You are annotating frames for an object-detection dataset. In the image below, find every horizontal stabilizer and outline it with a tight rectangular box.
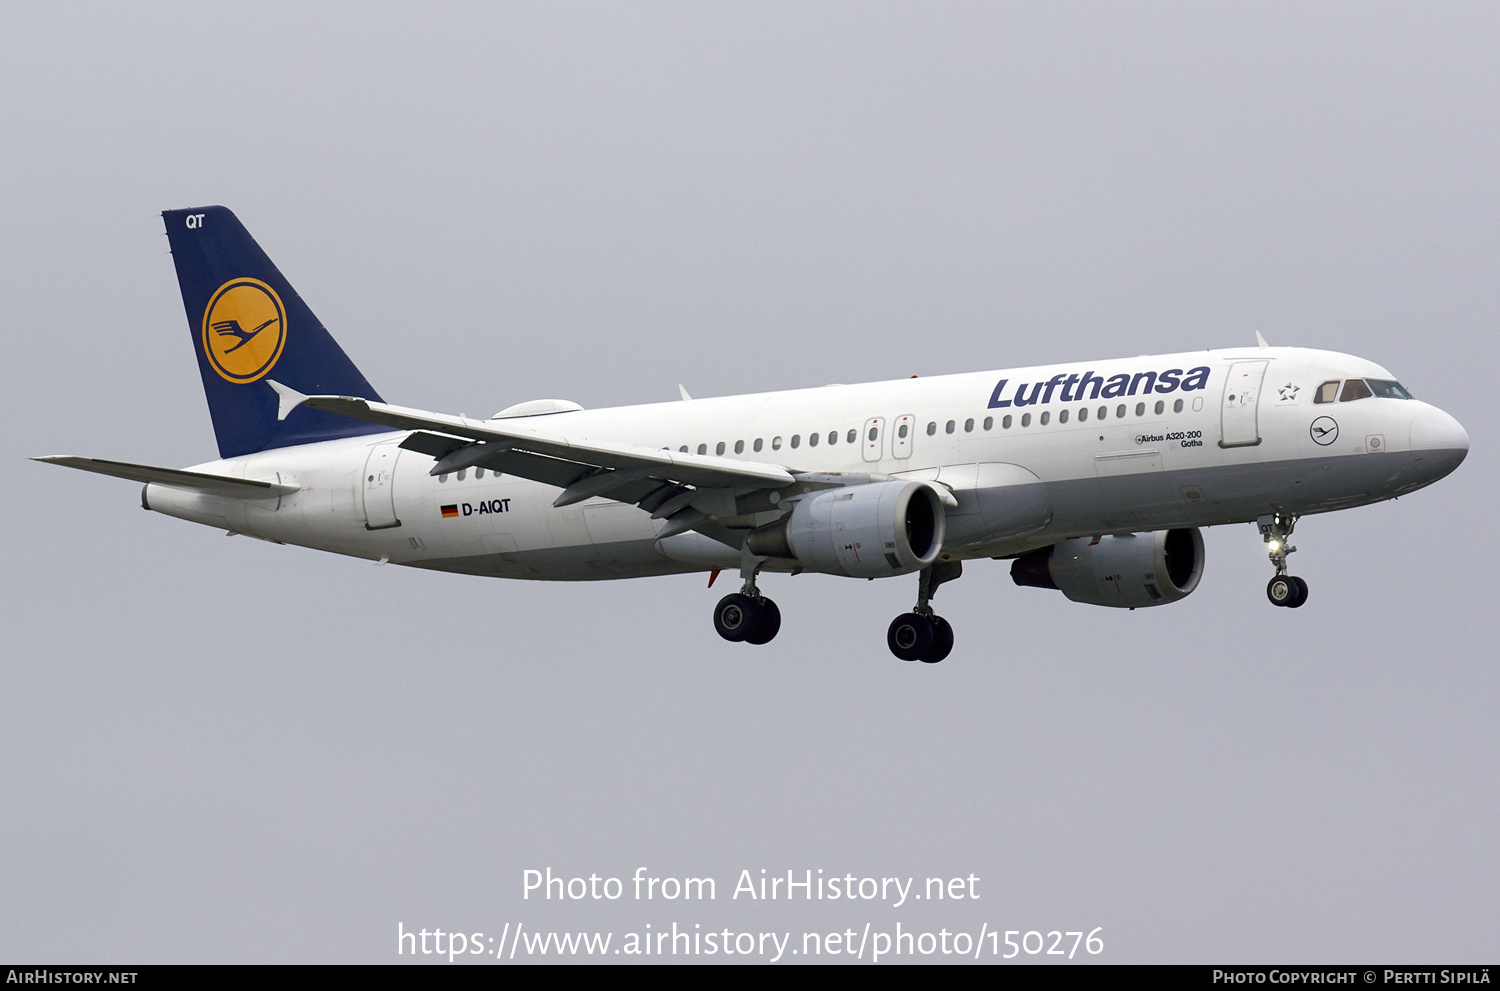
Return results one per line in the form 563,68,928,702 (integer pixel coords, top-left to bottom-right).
33,456,299,498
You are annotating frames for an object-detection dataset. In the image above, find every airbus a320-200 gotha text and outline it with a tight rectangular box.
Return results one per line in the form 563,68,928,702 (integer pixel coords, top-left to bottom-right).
38,207,1469,662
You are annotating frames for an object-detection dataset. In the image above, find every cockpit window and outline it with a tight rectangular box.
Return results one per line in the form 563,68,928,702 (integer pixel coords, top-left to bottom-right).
1366,379,1413,399
1315,381,1340,404
1339,379,1373,402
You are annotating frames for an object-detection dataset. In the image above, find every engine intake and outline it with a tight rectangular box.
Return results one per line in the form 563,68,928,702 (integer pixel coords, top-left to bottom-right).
747,480,945,578
1011,528,1204,608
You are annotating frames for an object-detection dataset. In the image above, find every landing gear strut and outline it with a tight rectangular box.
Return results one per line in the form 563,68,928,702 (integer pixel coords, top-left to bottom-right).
888,561,961,663
713,547,781,644
1258,513,1308,608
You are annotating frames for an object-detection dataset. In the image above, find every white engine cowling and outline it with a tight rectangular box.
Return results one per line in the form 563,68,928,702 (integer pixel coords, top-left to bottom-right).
748,480,946,578
1010,528,1204,608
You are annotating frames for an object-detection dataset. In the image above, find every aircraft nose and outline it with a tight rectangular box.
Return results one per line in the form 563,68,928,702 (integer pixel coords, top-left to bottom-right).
1409,407,1469,479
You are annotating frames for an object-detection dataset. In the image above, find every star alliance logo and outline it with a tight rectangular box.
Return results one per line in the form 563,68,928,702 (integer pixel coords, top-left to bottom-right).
1278,383,1300,402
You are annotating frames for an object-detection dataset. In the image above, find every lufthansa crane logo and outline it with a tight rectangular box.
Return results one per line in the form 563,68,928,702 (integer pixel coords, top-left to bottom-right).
201,278,286,383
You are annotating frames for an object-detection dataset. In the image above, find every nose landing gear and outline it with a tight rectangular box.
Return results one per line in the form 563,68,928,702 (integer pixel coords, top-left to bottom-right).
887,561,961,662
1258,513,1308,608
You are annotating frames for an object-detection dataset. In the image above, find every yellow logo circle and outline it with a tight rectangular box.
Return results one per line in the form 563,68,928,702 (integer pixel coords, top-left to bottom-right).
201,278,287,383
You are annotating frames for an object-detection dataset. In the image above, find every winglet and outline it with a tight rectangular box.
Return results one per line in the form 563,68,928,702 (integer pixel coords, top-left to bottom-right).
1255,330,1269,349
266,379,309,421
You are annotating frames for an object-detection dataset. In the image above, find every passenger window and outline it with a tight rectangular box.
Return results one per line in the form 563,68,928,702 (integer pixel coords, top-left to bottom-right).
1058,409,1069,424
898,423,908,438
1340,379,1373,402
1135,403,1146,417
1002,415,1012,429
847,429,857,444
926,422,937,436
716,442,726,455
1115,405,1126,418
828,431,838,445
1040,411,1050,425
1173,399,1183,413
1021,413,1031,427
1315,380,1340,404
697,444,707,455
475,467,484,479
457,469,467,481
679,445,688,453
867,427,877,442
772,436,783,450
734,440,744,454
753,439,763,452
946,420,956,434
983,416,993,430
438,473,449,483
1154,400,1164,415
1078,407,1088,422
809,432,819,447
964,418,974,432
791,434,800,448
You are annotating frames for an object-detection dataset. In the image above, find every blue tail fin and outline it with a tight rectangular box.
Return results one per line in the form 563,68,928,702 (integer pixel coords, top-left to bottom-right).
163,206,387,459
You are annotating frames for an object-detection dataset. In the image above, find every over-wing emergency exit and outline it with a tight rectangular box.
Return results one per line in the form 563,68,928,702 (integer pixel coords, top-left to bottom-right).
36,207,1469,662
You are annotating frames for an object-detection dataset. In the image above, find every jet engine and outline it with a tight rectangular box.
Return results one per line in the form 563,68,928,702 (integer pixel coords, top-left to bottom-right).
746,480,946,578
1010,528,1204,608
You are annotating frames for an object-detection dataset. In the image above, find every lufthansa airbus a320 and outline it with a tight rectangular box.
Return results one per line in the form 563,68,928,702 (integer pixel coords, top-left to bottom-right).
37,207,1469,662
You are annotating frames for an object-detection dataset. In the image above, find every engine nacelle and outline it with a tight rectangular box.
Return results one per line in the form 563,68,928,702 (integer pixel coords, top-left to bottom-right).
1010,528,1205,608
747,480,946,578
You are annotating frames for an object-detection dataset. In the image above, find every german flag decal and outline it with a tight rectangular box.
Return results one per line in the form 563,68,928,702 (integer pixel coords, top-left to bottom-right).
440,504,459,519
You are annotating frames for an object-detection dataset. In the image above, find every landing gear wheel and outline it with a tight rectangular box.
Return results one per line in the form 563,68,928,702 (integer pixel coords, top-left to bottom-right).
744,598,781,644
1287,576,1309,609
888,612,934,661
1266,576,1296,607
922,616,954,664
714,593,759,642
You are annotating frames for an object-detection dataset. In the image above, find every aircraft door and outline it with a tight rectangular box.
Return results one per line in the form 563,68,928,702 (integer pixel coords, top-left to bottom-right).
1220,360,1267,448
862,417,885,463
361,442,403,530
892,414,915,459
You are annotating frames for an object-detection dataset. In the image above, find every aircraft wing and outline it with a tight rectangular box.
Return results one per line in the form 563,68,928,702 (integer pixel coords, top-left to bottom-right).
33,456,299,497
272,384,807,543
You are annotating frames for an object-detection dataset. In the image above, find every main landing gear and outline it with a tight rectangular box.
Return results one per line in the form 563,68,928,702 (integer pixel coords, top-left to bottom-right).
713,591,781,644
713,548,781,645
1258,513,1308,609
888,561,962,663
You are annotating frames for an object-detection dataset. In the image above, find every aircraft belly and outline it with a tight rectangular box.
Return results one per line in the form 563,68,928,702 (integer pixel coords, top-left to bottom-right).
933,463,1052,553
1039,450,1430,538
413,539,690,581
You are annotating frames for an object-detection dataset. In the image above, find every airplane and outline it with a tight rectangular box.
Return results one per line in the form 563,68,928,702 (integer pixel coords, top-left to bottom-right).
36,206,1469,663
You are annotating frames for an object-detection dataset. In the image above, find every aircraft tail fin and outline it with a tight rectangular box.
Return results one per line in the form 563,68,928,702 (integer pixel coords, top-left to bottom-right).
162,206,388,459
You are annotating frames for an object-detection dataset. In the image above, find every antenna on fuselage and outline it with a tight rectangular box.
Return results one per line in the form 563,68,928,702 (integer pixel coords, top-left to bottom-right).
1255,330,1270,349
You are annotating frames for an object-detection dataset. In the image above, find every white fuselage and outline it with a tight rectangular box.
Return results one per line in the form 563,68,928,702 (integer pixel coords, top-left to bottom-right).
143,346,1469,581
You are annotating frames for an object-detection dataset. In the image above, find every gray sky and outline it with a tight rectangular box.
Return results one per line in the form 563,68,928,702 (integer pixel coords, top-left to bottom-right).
3,2,1496,963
